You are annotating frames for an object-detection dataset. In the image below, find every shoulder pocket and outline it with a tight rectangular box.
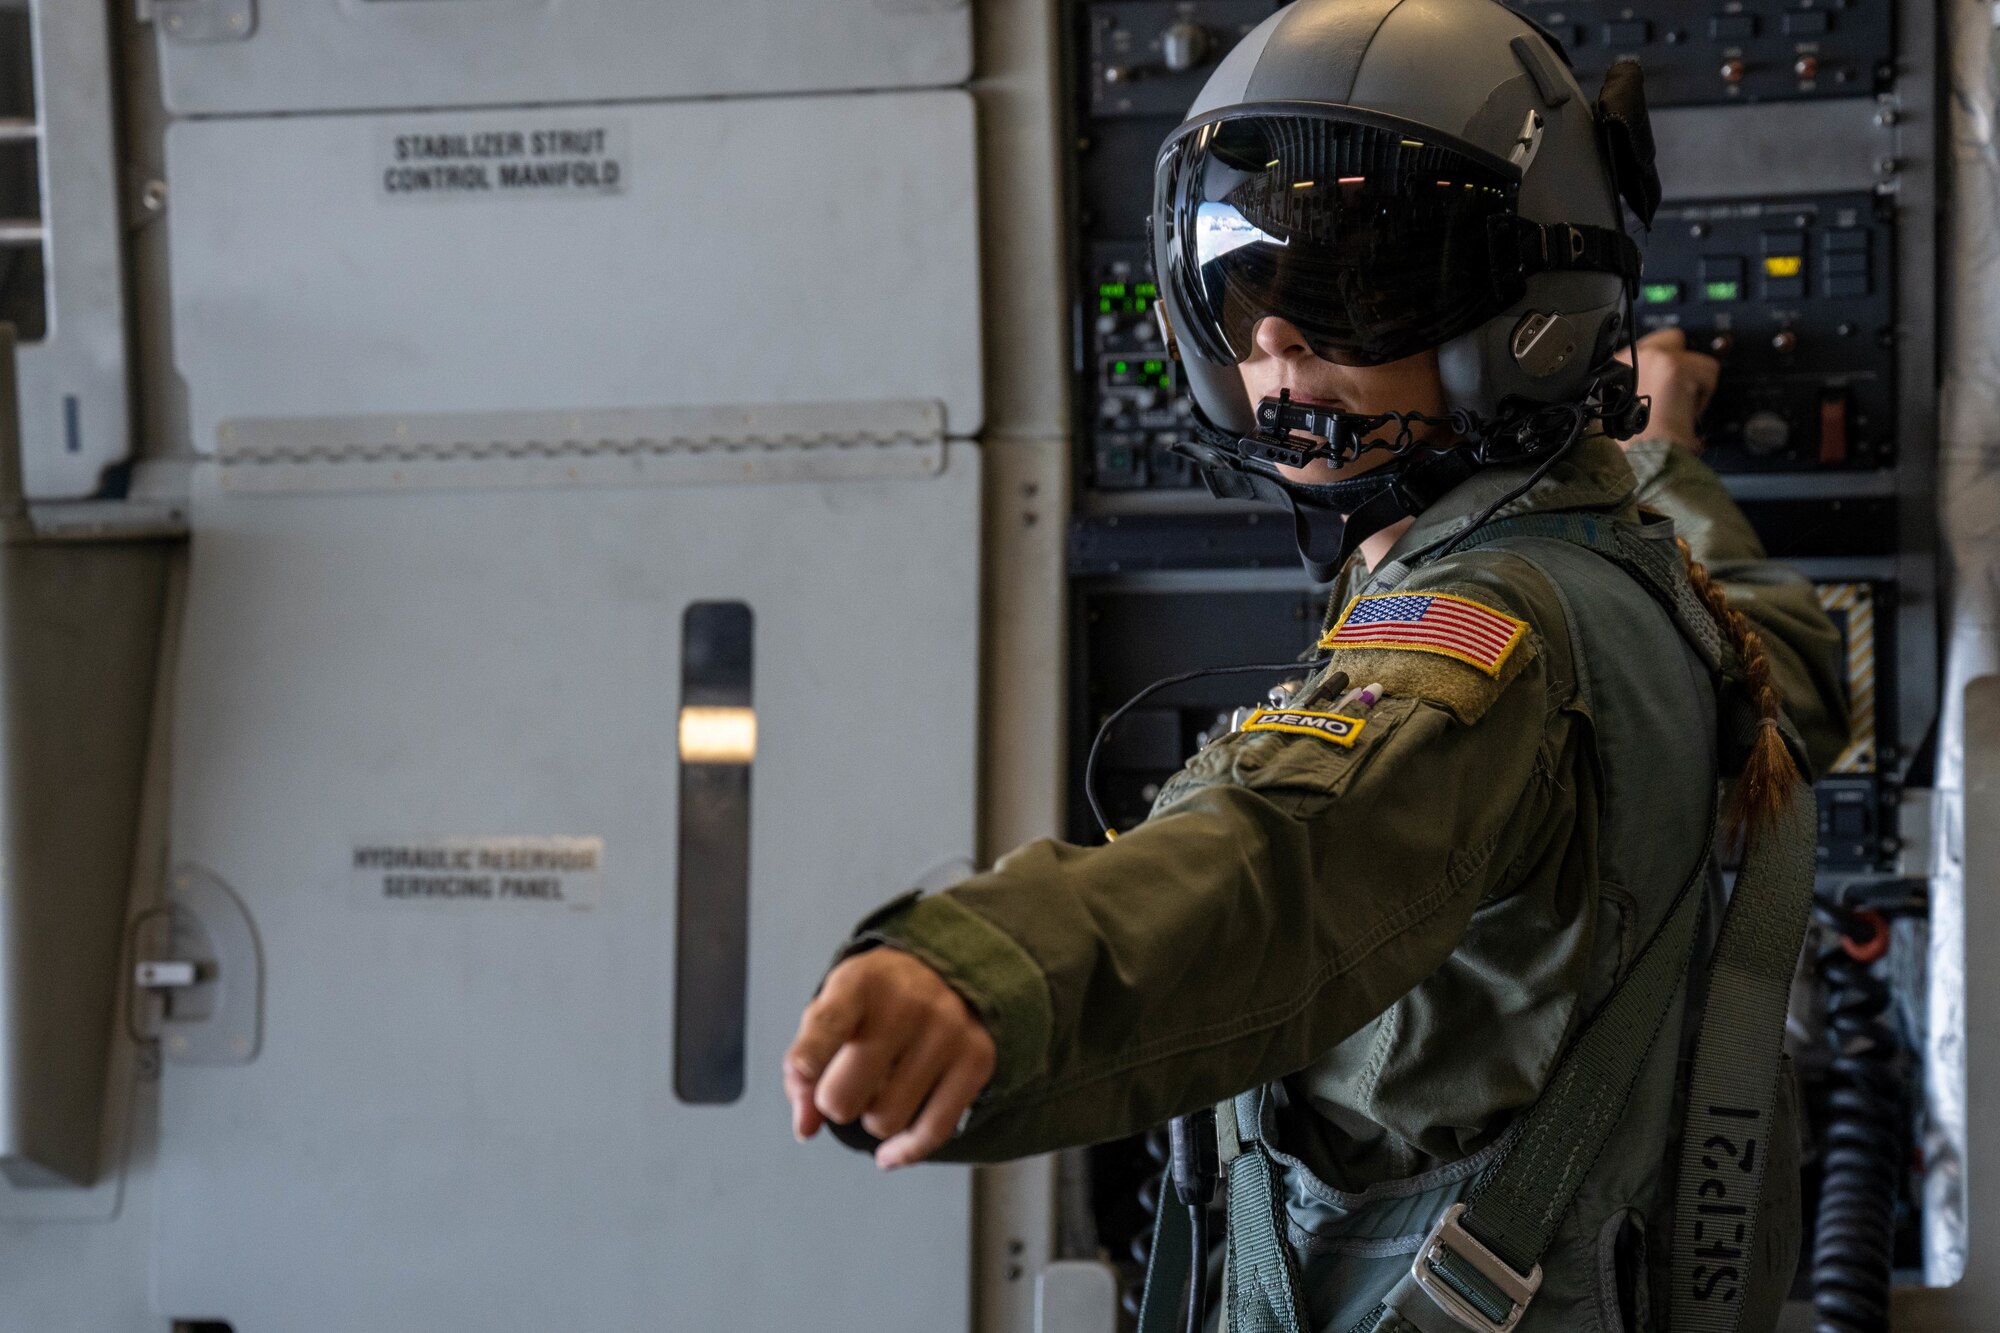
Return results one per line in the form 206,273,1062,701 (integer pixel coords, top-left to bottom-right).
1152,695,1424,817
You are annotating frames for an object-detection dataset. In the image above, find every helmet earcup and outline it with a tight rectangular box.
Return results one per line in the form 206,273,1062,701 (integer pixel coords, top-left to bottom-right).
1437,273,1626,418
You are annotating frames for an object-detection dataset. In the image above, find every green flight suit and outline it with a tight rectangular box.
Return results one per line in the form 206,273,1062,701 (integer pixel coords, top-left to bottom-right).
837,434,1847,1331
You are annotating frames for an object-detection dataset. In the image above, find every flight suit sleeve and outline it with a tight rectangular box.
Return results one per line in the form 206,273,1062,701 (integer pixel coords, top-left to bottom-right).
844,567,1570,1164
1624,438,1851,776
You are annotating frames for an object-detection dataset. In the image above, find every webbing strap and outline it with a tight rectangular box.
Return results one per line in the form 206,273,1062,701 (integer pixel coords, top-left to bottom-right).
1138,510,1816,1333
1460,512,1823,1331
1453,511,1725,673
1669,784,1818,1332
1225,1126,1311,1333
1349,803,1717,1333
1138,1092,1256,1333
1451,799,1718,1277
1138,1170,1194,1333
1353,512,1813,1332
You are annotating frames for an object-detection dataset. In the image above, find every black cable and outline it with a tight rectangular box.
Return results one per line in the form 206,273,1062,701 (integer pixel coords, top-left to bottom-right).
1809,902,1907,1333
1168,1109,1219,1333
1408,403,1589,566
1186,1203,1210,1333
1083,659,1328,839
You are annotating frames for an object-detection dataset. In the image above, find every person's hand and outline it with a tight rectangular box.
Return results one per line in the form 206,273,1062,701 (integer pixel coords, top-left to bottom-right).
1618,327,1720,454
784,946,997,1169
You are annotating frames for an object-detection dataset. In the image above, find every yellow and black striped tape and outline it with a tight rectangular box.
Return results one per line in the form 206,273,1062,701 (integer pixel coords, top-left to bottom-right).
1816,583,1876,774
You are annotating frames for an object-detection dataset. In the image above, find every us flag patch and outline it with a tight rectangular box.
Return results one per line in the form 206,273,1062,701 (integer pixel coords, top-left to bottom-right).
1319,592,1528,677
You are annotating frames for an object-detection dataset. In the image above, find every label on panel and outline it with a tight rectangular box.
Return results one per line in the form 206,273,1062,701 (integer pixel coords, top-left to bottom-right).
351,836,604,909
380,124,629,201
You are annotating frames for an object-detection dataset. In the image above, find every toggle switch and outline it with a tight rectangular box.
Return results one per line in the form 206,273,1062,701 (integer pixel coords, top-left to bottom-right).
1820,390,1850,465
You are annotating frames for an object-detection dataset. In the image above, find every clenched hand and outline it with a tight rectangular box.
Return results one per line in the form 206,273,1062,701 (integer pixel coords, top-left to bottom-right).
784,947,997,1169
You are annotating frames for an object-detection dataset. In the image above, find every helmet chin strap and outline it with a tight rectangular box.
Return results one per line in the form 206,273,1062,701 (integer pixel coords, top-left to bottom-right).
1179,388,1598,581
1181,401,1477,581
1316,450,1481,575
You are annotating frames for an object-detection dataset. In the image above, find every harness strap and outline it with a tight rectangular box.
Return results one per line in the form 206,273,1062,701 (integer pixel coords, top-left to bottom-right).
1668,785,1818,1332
1461,514,1822,1329
1452,511,1724,674
1358,791,1718,1333
1118,1080,1297,1323
1138,1169,1196,1333
1137,509,1818,1333
1224,1092,1312,1333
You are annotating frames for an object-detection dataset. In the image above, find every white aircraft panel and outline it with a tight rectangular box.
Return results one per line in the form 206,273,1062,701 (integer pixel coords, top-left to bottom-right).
156,445,981,1330
165,90,984,451
157,0,971,116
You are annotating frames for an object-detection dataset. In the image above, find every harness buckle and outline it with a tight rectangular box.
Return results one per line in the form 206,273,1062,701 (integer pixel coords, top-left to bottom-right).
1411,1204,1543,1333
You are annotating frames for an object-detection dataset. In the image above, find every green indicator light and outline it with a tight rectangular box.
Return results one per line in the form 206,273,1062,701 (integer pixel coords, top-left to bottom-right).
1136,282,1159,298
1104,282,1127,297
1142,360,1165,373
1641,282,1681,305
1113,361,1128,374
1099,298,1112,313
1137,298,1150,312
1704,280,1742,302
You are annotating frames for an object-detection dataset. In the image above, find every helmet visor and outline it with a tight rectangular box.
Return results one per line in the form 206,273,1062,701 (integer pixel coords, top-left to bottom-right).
1157,111,1525,368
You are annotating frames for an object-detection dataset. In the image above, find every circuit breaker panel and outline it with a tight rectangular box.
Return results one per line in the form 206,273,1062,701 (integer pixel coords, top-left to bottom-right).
1063,0,1940,1321
1508,0,1894,105
1636,193,1894,473
1068,0,1933,872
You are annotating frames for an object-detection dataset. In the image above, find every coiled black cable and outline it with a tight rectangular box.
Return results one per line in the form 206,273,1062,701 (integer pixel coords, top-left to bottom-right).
1810,905,1904,1333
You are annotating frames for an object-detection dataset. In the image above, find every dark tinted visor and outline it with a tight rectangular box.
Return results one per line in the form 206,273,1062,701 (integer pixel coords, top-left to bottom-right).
1157,112,1524,368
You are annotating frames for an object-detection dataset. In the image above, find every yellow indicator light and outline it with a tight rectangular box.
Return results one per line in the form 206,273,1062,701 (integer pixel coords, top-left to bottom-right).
1764,255,1803,278
1293,180,1315,189
679,706,757,764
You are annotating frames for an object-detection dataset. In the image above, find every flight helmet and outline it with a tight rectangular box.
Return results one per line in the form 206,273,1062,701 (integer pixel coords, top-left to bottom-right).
1151,0,1662,575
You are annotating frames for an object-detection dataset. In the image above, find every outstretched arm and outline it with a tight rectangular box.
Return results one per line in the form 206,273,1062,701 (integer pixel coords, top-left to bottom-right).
786,563,1573,1167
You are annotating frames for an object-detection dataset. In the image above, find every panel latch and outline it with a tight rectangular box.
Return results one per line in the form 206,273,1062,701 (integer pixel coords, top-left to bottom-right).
153,0,255,44
129,866,263,1066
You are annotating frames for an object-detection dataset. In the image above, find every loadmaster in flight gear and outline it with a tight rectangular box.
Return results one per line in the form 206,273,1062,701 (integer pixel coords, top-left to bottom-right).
784,2,1850,1330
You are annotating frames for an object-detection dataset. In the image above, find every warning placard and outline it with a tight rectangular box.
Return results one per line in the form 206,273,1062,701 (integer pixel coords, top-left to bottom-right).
351,836,604,910
380,124,628,200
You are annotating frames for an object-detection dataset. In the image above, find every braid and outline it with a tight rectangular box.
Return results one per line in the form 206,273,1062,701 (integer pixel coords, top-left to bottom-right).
1677,538,1801,831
